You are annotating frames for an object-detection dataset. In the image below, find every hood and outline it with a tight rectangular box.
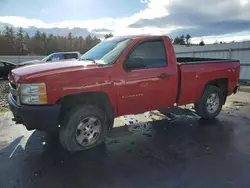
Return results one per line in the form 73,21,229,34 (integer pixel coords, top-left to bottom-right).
11,60,99,82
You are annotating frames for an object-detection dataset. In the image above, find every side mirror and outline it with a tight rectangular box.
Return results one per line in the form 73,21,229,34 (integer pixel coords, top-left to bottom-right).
124,57,146,71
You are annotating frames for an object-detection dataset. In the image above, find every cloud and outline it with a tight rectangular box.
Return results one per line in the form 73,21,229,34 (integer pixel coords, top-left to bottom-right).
140,0,149,4
168,20,250,38
129,0,250,37
0,22,102,38
0,0,250,42
192,31,250,44
92,28,114,33
0,0,173,35
0,16,52,28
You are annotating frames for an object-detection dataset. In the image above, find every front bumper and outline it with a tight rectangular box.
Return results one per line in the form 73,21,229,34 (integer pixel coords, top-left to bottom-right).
8,94,61,132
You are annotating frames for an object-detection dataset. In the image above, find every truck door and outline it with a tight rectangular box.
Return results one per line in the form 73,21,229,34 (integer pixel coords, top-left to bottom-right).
116,38,178,116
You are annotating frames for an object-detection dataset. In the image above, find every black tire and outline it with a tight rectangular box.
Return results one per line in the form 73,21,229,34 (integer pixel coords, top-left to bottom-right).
59,105,108,152
194,85,223,119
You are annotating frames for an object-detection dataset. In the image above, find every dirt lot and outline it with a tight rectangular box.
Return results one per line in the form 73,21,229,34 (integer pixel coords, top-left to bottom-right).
0,81,250,188
0,80,9,112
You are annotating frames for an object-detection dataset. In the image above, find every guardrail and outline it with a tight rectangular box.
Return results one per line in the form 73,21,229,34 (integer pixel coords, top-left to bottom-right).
0,56,45,64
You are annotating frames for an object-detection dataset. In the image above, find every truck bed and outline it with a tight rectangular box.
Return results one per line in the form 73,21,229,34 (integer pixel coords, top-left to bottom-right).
176,57,240,106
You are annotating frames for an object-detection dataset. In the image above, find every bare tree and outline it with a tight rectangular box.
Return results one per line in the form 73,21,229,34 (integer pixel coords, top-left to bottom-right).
16,28,26,55
185,34,191,45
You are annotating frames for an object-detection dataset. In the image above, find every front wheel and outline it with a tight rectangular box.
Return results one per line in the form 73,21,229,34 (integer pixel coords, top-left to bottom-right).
194,85,223,119
59,105,108,152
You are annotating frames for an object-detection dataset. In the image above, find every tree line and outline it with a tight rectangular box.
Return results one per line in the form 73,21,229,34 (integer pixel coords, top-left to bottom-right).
0,26,105,56
172,34,206,46
1,25,232,56
172,34,192,45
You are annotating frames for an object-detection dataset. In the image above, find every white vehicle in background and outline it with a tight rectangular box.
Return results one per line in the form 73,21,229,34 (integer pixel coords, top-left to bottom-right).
18,51,81,66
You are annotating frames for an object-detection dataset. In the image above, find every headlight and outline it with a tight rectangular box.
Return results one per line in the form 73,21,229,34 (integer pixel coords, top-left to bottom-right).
20,83,47,105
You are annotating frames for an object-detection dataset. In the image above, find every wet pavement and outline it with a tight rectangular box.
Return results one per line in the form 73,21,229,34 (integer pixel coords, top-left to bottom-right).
0,91,250,188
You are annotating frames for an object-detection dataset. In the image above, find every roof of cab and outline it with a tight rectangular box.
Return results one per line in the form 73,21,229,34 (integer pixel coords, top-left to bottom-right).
105,35,166,42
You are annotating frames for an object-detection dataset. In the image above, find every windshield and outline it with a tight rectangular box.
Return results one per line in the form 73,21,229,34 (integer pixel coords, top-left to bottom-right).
80,38,133,65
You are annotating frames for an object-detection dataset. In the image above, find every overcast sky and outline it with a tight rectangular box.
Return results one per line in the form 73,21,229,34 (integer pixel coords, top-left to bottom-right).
0,0,250,43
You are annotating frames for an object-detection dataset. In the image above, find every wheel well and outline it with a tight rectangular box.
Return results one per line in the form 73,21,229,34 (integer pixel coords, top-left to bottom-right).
205,78,228,104
58,92,114,129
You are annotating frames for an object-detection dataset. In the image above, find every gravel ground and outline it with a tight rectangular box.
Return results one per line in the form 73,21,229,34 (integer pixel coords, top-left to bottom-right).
0,80,9,112
0,91,249,188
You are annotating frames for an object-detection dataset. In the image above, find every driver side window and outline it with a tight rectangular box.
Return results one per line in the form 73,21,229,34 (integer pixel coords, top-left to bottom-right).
128,40,167,69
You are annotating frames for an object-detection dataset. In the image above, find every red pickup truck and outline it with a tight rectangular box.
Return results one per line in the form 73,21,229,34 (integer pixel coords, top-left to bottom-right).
8,35,240,152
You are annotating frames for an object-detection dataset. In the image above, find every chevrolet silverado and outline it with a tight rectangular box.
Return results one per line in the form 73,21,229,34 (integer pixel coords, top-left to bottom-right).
8,35,240,152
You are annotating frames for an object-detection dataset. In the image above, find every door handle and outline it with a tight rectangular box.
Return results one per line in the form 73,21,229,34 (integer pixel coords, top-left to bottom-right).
158,73,171,79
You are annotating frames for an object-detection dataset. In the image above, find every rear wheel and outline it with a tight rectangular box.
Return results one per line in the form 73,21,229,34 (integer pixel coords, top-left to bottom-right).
59,105,108,152
195,85,223,119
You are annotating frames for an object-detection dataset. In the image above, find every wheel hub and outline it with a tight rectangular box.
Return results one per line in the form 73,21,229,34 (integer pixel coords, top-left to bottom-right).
75,117,101,146
206,93,220,114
